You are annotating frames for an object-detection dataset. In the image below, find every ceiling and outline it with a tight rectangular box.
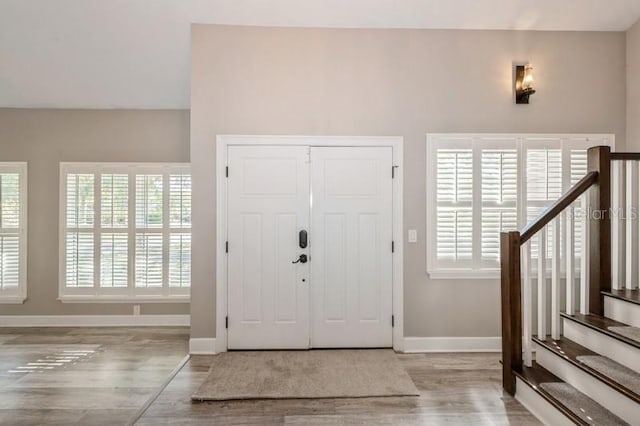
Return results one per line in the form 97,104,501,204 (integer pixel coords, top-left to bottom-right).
2,0,640,109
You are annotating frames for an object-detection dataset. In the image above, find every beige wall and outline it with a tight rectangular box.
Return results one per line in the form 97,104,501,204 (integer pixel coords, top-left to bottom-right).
0,109,190,316
190,25,626,340
628,19,640,149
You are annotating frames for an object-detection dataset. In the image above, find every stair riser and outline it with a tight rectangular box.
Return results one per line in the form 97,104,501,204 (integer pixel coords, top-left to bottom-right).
604,296,640,328
515,377,575,426
562,318,640,373
535,343,638,424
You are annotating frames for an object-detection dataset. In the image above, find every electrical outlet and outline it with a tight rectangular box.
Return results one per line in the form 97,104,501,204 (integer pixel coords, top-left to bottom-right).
133,304,141,316
408,229,417,243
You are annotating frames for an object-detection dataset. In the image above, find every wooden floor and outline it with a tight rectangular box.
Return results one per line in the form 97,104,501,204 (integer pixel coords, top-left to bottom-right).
139,353,541,425
0,328,541,425
0,327,189,425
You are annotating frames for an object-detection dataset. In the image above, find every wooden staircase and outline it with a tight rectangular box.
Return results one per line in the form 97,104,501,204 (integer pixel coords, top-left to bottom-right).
501,146,640,424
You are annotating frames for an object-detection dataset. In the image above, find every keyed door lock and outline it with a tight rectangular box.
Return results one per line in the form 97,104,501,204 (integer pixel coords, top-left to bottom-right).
292,254,308,264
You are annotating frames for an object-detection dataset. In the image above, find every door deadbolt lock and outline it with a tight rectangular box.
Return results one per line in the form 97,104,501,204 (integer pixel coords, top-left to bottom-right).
292,254,308,264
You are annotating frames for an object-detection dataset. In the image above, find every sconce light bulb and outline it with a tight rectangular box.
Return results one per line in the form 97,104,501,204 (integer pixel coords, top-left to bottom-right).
522,64,535,90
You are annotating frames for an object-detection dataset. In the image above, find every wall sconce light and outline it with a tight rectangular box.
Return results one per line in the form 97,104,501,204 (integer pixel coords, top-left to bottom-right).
515,63,536,104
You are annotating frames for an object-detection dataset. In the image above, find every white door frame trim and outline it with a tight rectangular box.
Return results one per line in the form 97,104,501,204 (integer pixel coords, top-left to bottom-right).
215,135,404,353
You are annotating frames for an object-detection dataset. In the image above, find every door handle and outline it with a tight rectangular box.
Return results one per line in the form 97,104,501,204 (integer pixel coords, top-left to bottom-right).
292,254,308,264
298,230,308,248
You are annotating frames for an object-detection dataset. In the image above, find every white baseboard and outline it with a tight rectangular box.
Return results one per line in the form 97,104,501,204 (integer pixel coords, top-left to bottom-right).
189,338,217,355
0,314,190,327
402,336,501,353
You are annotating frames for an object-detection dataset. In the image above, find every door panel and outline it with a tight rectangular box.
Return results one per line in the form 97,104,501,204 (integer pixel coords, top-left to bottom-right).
227,146,310,349
310,147,393,347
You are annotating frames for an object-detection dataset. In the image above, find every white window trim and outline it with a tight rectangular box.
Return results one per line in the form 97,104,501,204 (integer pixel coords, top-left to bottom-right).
0,162,27,304
58,162,191,303
426,133,615,280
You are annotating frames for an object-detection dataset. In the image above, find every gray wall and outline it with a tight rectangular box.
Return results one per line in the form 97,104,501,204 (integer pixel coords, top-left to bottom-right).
0,108,190,315
628,19,640,150
190,25,626,340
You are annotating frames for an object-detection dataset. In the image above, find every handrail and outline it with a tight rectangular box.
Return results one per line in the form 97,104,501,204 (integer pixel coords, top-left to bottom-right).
611,152,640,161
501,146,611,397
520,171,598,244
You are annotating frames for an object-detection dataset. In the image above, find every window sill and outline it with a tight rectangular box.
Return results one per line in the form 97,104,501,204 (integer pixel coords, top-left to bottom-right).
428,270,499,280
0,295,26,304
428,268,585,280
58,295,190,304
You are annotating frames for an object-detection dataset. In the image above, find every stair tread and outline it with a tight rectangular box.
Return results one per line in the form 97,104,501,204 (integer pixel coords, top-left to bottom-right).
561,313,640,349
516,363,628,426
516,363,586,425
539,383,628,426
533,336,640,403
607,326,640,345
603,289,640,306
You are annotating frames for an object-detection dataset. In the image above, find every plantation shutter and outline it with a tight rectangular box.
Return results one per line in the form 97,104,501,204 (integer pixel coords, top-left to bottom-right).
0,171,23,292
101,174,128,228
435,148,473,265
60,164,191,299
100,174,129,288
169,174,191,228
427,134,613,278
169,233,191,288
570,149,588,257
135,174,163,288
169,174,191,288
525,145,562,260
480,148,518,263
65,173,95,287
135,233,163,288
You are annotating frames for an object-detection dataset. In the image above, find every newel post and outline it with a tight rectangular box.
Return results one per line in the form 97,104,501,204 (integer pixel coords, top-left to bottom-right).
587,146,611,316
500,230,522,396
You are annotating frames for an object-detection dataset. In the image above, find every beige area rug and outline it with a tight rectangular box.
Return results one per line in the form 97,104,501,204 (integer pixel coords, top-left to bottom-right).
191,349,419,401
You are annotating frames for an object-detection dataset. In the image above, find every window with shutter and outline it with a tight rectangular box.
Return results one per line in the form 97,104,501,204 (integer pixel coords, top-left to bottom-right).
481,148,518,264
59,163,191,301
435,148,473,266
570,149,588,257
427,134,613,279
169,174,191,288
0,163,27,303
524,141,562,261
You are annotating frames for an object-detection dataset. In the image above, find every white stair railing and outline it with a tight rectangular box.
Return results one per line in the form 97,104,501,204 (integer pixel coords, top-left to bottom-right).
611,157,640,291
611,160,625,290
624,160,638,290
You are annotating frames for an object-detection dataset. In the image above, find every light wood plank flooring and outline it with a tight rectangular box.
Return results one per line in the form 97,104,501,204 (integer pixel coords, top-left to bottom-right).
138,353,541,425
0,327,188,425
0,328,540,425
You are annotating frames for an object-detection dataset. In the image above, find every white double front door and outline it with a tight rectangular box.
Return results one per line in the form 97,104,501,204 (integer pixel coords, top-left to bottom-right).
227,145,393,349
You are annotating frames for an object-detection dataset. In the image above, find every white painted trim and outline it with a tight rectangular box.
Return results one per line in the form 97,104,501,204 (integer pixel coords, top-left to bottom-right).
604,296,640,328
215,135,404,352
563,317,640,373
0,296,26,304
427,270,499,280
515,377,575,426
58,295,190,304
189,338,217,355
535,342,638,424
0,314,189,327
402,336,501,353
